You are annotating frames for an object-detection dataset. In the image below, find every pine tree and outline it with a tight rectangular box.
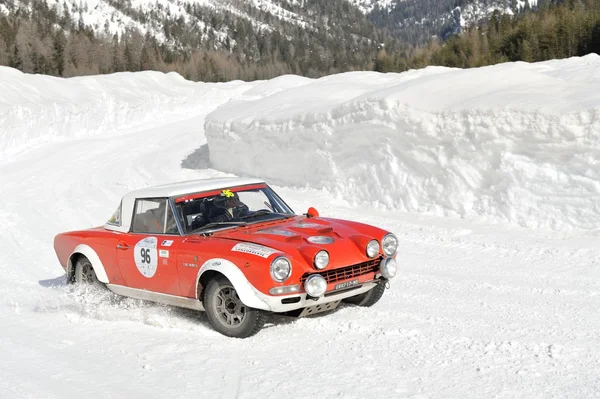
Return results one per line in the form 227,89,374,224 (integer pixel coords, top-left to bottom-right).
0,35,9,66
111,34,123,72
53,30,66,75
15,22,35,73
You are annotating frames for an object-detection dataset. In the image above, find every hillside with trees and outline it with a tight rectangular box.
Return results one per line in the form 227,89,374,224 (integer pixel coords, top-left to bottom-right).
375,0,600,71
0,0,404,81
368,0,522,46
1,0,599,81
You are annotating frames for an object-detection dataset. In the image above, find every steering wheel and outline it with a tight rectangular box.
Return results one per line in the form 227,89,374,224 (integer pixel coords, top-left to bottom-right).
191,214,206,229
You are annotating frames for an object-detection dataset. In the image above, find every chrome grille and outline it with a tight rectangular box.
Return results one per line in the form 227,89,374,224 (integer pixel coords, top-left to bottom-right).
300,258,381,285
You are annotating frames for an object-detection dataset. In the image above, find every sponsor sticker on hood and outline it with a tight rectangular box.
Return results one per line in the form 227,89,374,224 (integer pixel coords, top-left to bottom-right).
307,236,334,244
232,243,277,258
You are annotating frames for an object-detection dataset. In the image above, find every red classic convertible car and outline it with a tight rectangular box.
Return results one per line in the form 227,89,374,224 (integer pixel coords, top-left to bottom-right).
54,177,398,338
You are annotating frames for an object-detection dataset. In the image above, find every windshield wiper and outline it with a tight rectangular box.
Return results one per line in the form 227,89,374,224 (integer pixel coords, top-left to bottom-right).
239,210,294,220
188,221,247,235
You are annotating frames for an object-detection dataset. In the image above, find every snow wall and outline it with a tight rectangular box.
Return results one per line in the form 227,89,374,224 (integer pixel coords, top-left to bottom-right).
205,55,600,230
2,56,600,231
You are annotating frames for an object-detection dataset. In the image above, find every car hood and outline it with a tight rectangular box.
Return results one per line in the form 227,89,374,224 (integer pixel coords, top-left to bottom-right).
214,215,387,270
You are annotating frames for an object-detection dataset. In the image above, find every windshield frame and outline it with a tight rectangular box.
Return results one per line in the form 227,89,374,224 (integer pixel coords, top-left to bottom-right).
173,184,295,235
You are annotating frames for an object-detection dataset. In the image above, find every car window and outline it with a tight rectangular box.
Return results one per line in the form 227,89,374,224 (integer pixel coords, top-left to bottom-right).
176,198,210,234
238,190,271,210
132,198,179,235
107,201,122,226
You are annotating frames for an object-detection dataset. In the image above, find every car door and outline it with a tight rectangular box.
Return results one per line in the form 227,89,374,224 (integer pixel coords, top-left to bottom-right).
176,236,214,298
116,198,182,296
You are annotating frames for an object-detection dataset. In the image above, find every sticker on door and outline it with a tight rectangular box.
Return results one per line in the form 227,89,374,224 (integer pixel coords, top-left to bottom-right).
134,237,158,278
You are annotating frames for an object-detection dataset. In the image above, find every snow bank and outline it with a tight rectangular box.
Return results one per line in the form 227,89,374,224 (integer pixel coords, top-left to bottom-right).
205,55,600,230
3,57,599,230
0,67,250,159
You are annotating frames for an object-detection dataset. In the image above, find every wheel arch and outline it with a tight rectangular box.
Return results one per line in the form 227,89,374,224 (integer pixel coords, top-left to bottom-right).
67,244,110,284
196,258,270,311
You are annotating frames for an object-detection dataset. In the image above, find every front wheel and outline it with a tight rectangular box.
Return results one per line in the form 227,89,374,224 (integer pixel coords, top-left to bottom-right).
204,276,266,338
343,283,386,307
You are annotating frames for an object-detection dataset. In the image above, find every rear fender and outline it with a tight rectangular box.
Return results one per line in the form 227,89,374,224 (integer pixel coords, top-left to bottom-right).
196,258,270,311
68,244,110,283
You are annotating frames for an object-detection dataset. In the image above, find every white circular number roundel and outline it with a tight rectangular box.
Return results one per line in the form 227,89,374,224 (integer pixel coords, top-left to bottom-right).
134,237,158,278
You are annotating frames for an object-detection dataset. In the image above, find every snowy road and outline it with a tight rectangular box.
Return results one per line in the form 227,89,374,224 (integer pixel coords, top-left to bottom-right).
1,110,598,398
1,63,600,398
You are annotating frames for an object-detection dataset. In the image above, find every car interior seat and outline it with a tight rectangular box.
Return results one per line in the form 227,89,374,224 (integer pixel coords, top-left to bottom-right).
132,201,166,233
189,200,208,231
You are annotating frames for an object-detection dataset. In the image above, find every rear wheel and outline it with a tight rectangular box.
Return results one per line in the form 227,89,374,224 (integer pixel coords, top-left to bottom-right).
343,283,386,307
204,276,266,338
74,257,100,285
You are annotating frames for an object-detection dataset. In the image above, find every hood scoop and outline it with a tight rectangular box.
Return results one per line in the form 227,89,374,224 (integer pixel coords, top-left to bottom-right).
316,227,333,234
288,222,334,235
255,227,302,242
284,235,302,243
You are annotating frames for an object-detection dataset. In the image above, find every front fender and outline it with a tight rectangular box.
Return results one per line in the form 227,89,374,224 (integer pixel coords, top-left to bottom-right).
196,258,270,311
69,244,110,283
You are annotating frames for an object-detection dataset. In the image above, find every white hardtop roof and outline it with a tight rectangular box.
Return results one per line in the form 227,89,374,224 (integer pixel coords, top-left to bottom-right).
125,177,266,200
106,177,266,233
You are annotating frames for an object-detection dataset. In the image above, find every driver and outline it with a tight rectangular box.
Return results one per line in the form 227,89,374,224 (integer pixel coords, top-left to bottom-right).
208,189,249,223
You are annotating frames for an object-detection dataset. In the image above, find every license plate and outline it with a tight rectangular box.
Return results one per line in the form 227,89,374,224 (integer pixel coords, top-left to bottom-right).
334,279,359,290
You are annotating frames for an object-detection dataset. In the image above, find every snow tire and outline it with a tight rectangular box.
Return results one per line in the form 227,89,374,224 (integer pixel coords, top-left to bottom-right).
74,256,101,285
204,276,266,338
343,283,386,307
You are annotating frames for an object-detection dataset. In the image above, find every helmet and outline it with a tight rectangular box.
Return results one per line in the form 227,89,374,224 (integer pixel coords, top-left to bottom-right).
213,189,240,209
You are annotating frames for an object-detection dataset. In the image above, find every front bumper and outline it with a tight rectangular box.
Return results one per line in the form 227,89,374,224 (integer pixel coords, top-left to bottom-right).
248,280,381,313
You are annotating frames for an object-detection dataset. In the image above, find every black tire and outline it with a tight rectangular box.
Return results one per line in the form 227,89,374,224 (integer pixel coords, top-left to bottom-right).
343,283,386,307
74,257,101,285
203,276,266,338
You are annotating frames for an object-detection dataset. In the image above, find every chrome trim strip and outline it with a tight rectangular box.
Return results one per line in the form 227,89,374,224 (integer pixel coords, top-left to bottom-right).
168,197,185,236
106,284,204,311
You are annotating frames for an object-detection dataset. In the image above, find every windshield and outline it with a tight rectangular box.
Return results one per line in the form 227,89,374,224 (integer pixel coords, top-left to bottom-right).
175,186,295,234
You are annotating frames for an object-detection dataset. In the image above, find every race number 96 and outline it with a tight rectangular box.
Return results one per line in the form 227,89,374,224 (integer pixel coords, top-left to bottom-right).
134,237,158,278
139,248,151,264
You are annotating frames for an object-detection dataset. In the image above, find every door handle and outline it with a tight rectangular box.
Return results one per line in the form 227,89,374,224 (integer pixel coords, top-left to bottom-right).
116,242,130,250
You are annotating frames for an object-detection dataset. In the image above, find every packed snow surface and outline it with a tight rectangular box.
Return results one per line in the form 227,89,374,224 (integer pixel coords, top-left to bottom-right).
1,57,599,398
206,55,600,230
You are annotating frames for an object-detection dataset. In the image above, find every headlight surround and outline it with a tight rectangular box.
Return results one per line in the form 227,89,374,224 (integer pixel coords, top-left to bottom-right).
304,274,327,297
380,257,397,279
270,256,292,282
366,239,380,258
314,250,329,270
382,233,398,256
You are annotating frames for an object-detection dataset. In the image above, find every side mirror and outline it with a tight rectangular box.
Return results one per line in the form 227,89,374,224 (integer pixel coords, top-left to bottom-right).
306,207,319,218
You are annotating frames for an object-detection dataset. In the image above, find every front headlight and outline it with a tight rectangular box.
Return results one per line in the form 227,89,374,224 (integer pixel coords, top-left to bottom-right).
382,233,398,256
304,274,327,297
270,257,292,282
366,240,379,258
314,250,329,270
